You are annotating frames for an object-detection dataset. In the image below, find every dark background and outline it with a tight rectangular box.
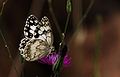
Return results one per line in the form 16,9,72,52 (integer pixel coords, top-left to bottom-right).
1,0,120,77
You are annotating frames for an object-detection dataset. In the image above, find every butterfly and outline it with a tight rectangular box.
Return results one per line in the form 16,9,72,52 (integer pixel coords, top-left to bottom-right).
19,15,54,61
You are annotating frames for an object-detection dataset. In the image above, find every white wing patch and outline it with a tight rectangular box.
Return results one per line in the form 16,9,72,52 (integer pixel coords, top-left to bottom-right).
19,15,54,61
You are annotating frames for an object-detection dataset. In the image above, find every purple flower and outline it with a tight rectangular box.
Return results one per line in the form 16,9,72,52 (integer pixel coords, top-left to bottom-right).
38,52,71,67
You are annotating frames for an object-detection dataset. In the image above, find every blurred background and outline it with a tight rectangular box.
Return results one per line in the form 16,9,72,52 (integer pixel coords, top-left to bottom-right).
1,0,120,77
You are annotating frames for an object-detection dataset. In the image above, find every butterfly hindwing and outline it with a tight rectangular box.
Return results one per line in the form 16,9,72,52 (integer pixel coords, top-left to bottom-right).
19,38,30,54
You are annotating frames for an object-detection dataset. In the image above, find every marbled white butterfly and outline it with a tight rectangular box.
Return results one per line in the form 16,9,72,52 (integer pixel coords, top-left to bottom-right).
19,15,54,61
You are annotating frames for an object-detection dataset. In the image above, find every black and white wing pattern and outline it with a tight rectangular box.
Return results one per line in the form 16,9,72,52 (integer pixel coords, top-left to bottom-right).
19,15,54,61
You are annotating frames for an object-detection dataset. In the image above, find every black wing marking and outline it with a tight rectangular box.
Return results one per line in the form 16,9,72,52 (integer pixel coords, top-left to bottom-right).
24,15,39,38
40,16,53,45
24,15,53,46
19,38,30,54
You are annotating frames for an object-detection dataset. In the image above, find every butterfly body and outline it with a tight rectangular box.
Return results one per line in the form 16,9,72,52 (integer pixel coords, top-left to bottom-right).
19,15,54,61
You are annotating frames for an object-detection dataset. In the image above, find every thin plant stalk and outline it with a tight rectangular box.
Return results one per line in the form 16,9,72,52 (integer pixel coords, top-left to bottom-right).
0,30,19,77
93,15,102,77
0,0,8,16
0,1,19,77
49,0,72,77
71,0,95,41
76,0,94,29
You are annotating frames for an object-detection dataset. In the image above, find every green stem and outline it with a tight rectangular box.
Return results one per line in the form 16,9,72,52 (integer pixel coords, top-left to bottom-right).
93,15,102,77
52,5,71,77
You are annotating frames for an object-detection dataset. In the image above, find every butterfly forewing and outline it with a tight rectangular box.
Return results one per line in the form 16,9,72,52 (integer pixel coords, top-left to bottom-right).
24,15,40,39
24,15,53,45
40,16,53,45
